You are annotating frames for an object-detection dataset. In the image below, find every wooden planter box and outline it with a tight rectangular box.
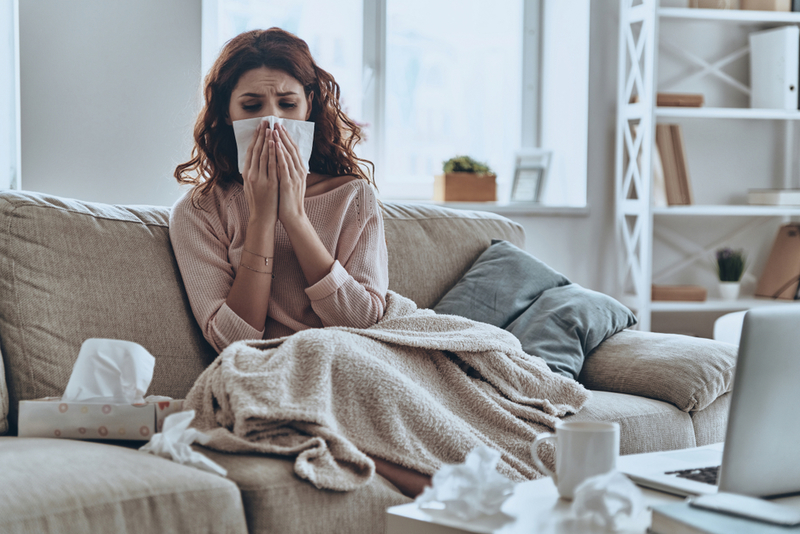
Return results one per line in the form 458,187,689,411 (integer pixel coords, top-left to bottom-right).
433,172,497,202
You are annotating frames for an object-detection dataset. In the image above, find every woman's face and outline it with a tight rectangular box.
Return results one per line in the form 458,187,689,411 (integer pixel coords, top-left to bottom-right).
227,66,312,124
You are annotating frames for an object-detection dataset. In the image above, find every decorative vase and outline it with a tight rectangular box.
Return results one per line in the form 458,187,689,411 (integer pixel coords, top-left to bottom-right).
718,281,741,300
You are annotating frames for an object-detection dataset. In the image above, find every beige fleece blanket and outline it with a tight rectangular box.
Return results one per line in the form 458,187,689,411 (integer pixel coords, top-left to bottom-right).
186,291,591,491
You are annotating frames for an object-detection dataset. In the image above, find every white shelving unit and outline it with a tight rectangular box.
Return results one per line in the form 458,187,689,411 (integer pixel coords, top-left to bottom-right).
615,0,800,331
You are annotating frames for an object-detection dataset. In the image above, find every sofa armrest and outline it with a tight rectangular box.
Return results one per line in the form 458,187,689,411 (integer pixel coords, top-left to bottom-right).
578,330,736,413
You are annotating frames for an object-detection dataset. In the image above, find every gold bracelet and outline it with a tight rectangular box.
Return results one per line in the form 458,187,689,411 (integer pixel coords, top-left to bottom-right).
243,248,273,269
239,262,273,274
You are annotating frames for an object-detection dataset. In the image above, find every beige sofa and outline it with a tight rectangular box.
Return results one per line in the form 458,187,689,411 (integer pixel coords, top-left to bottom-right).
0,190,736,534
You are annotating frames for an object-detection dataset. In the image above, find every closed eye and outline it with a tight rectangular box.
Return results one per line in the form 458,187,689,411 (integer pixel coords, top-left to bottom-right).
242,104,260,112
280,102,297,109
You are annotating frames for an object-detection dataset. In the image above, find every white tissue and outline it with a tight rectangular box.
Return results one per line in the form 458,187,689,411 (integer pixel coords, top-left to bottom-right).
570,470,645,530
415,446,515,521
62,338,155,404
232,116,315,174
139,410,227,476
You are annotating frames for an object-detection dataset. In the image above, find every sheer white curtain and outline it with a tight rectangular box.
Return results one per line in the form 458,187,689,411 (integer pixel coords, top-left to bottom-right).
1,0,19,190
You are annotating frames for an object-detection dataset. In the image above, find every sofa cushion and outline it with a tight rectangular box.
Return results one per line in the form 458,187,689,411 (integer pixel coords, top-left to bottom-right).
0,437,247,534
433,239,570,327
691,391,731,447
382,203,525,309
579,330,737,412
196,446,411,534
0,191,218,434
564,390,696,455
506,284,637,379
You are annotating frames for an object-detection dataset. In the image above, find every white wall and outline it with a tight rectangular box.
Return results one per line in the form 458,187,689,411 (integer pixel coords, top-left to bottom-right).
19,0,201,206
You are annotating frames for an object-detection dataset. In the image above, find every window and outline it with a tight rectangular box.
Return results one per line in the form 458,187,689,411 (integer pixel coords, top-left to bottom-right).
1,0,20,190
202,0,578,204
377,0,524,199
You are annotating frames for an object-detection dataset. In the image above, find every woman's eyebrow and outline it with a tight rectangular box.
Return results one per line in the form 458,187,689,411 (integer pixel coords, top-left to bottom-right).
237,91,298,98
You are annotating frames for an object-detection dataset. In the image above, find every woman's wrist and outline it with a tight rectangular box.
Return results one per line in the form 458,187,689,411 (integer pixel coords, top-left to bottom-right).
247,213,278,229
240,248,274,274
279,207,308,231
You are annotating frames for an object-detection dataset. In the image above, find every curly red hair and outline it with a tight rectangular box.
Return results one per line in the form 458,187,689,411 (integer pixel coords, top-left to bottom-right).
175,28,374,197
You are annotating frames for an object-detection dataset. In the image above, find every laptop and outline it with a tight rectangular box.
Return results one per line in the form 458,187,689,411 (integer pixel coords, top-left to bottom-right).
619,305,800,498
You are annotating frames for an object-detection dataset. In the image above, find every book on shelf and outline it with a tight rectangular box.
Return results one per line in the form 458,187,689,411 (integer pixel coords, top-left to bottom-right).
741,0,792,11
655,124,694,206
651,136,668,207
630,93,704,107
652,285,707,302
631,123,668,207
749,25,799,110
748,189,800,206
689,0,736,9
657,93,704,107
650,500,800,534
755,223,800,299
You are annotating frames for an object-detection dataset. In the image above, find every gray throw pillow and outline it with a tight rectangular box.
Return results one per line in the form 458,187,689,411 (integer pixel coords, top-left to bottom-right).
506,284,637,380
433,239,570,328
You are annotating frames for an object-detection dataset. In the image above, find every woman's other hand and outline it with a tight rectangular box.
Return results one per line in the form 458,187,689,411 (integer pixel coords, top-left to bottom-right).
274,124,308,224
242,121,279,224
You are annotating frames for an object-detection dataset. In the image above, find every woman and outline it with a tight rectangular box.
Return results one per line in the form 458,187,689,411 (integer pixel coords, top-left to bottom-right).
171,28,429,497
171,27,387,353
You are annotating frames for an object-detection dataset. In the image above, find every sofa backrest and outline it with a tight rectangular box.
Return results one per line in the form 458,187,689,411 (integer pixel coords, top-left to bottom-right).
381,202,525,308
0,191,524,435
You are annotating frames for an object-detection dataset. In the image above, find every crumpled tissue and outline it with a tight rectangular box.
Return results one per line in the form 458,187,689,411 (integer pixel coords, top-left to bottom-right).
233,116,315,174
62,338,155,404
415,445,515,521
570,470,645,530
139,410,227,476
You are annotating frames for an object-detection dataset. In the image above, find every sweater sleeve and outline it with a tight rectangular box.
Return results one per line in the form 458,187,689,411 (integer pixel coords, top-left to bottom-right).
304,183,388,328
169,194,264,353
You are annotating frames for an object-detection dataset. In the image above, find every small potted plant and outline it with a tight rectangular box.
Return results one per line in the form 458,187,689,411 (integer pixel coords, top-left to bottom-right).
434,156,496,202
715,247,746,300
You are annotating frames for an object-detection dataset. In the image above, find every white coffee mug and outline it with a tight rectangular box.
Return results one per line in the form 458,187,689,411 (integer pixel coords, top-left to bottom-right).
531,421,620,499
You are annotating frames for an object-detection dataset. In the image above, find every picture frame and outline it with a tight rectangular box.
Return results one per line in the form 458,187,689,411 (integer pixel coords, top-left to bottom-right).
510,148,552,203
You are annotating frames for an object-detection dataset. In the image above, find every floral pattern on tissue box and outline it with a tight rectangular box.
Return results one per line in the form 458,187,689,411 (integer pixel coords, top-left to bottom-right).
18,397,185,441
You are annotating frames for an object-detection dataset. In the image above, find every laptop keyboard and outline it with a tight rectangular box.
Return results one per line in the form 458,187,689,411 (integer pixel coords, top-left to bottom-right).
665,465,720,485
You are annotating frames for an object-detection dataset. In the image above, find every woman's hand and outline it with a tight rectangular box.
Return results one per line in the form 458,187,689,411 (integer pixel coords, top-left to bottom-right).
241,121,279,224
273,124,309,225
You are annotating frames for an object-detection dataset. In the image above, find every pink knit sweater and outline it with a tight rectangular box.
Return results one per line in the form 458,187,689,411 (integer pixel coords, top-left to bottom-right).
169,179,389,353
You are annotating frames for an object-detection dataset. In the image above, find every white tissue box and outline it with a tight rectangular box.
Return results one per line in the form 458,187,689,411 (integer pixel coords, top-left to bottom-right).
18,398,185,441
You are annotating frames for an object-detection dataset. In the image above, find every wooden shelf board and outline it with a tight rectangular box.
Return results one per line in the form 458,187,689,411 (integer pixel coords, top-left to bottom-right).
651,297,791,312
622,295,792,313
652,205,800,216
659,7,800,24
656,107,800,120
